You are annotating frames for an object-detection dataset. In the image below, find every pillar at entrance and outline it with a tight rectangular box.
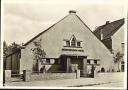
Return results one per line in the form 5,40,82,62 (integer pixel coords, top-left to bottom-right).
82,57,87,77
4,70,12,83
66,57,70,72
76,69,80,79
23,70,31,82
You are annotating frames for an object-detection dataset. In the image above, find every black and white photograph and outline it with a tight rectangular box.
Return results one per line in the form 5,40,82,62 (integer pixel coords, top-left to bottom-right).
1,0,127,89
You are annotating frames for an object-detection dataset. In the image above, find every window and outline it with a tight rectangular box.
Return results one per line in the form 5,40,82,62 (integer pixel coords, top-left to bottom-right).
94,60,97,64
66,41,70,47
64,35,82,48
46,58,50,64
54,59,59,64
101,67,105,72
77,42,81,47
41,59,46,64
90,60,94,64
87,60,90,64
97,60,100,64
71,37,76,47
50,59,55,64
121,61,124,64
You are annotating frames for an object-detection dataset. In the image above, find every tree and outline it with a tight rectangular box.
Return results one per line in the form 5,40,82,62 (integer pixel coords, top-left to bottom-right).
3,41,8,57
3,41,8,70
4,42,21,56
9,42,21,52
113,51,123,72
31,39,46,73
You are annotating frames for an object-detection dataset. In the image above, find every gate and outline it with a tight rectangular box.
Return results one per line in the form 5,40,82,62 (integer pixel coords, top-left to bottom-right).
11,70,23,82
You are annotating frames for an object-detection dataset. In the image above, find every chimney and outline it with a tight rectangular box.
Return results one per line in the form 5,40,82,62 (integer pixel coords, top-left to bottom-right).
69,10,76,14
106,21,110,25
100,29,103,40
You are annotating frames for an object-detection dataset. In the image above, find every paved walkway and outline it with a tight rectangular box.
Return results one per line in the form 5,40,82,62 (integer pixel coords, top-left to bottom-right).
4,72,124,87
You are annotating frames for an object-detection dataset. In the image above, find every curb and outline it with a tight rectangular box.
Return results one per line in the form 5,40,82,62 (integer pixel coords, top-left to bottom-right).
67,81,123,87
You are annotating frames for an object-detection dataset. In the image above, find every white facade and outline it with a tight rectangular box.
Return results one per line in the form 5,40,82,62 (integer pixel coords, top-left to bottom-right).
20,12,114,73
112,26,124,71
112,26,124,54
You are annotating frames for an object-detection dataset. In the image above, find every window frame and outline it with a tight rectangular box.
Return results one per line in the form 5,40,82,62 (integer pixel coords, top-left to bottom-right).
94,60,97,64
71,37,76,47
66,40,70,47
46,58,50,64
54,59,60,64
87,60,90,64
63,35,82,48
77,41,81,47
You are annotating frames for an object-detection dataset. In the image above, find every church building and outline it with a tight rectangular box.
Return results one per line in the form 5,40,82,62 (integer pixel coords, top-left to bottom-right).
5,10,114,76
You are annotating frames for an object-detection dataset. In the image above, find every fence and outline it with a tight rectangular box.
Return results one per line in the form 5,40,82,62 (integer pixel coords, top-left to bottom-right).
32,70,67,74
30,72,76,81
4,69,81,82
27,70,80,81
80,70,91,77
11,70,21,77
3,70,23,83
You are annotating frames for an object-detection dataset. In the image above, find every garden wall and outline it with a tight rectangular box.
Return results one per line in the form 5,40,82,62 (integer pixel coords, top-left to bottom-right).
30,73,76,81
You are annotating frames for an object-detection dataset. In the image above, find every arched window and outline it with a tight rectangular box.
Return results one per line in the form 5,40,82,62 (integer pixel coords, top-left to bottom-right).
101,67,105,72
71,37,76,47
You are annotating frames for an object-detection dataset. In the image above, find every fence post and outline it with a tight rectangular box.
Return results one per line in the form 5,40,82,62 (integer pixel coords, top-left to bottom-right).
76,70,80,79
23,70,31,82
4,70,12,83
91,65,95,78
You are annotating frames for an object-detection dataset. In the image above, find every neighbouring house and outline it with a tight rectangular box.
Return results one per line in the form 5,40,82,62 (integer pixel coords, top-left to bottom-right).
5,10,114,76
93,18,125,72
3,42,25,75
5,49,21,72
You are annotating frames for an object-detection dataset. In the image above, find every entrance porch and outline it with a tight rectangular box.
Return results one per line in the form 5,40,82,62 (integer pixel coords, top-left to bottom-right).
60,55,87,77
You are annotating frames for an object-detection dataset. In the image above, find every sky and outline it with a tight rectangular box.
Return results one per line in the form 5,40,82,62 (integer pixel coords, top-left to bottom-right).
3,0,126,45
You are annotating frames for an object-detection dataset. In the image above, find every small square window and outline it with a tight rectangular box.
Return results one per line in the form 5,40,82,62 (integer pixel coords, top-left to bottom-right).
77,42,81,47
66,41,70,47
54,59,59,64
121,61,124,64
87,60,90,64
50,59,55,64
94,60,97,64
46,58,50,64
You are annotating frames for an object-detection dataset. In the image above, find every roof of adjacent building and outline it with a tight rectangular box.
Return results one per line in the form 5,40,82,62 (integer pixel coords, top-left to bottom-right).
93,18,125,39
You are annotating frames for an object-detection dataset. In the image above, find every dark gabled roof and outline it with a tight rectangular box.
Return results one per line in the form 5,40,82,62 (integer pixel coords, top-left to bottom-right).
94,18,125,39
